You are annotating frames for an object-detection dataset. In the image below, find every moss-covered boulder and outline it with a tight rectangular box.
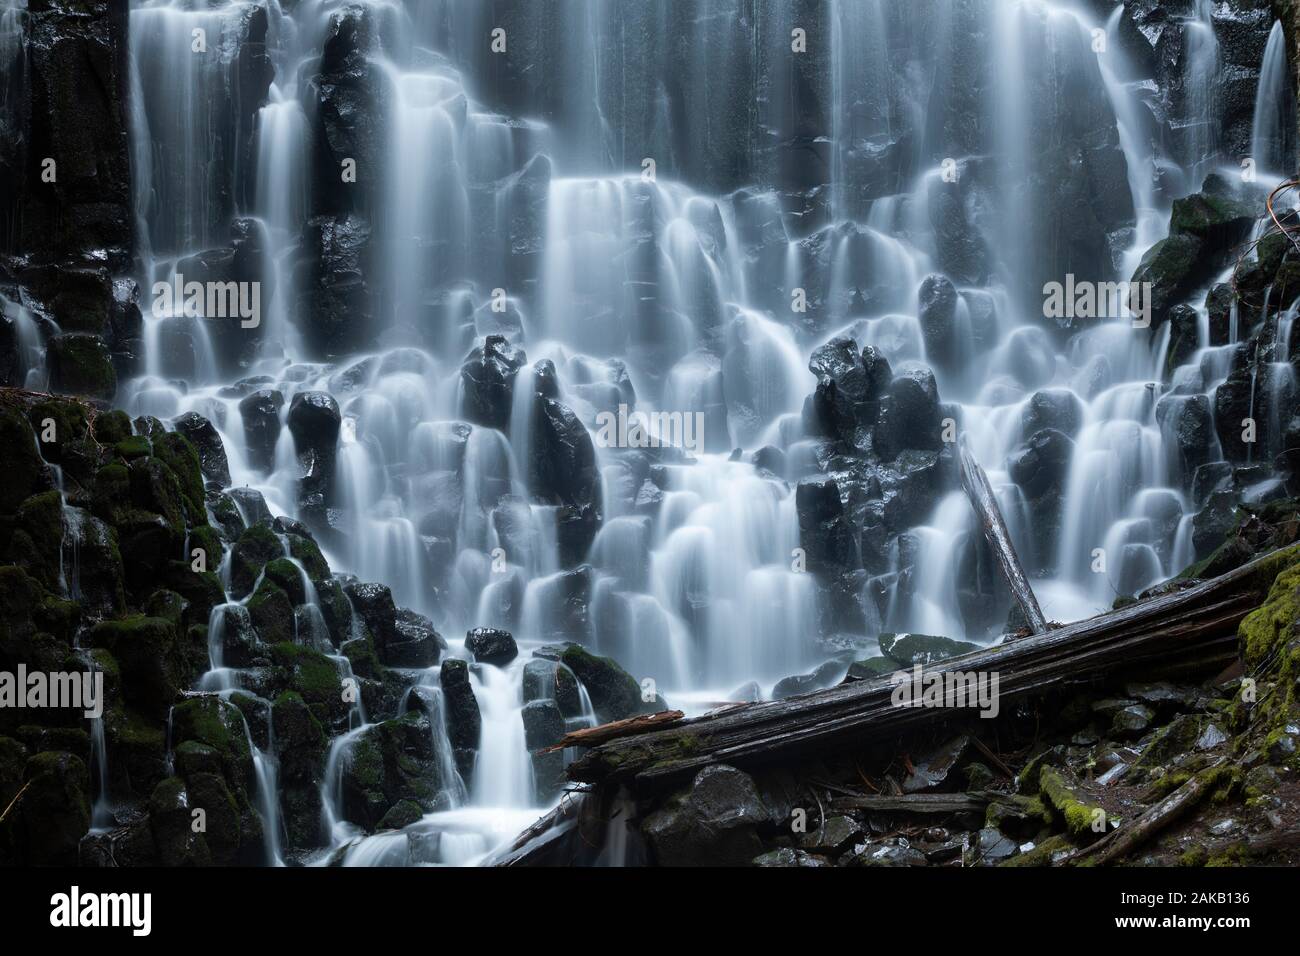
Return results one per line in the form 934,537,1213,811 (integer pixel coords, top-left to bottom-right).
0,405,54,514
879,632,980,666
87,615,202,718
148,776,211,866
47,332,117,400
9,490,64,591
440,658,480,782
230,523,283,599
642,764,771,867
561,644,654,723
249,580,295,645
263,557,307,606
153,431,207,523
269,642,346,729
339,711,443,832
1130,232,1203,326
169,695,254,796
272,690,327,850
2,751,91,865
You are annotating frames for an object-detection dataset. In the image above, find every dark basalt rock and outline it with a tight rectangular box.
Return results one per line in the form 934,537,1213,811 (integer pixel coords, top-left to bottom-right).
643,764,772,867
297,213,378,359
917,274,959,372
461,335,527,431
522,658,582,718
384,609,443,669
173,411,231,488
1009,428,1074,499
879,632,980,667
343,579,397,657
238,388,284,473
439,658,480,784
339,711,443,833
466,627,518,668
560,644,657,723
46,333,116,399
874,367,943,460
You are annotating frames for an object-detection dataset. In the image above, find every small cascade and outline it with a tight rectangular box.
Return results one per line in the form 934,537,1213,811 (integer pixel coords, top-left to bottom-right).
1250,20,1297,181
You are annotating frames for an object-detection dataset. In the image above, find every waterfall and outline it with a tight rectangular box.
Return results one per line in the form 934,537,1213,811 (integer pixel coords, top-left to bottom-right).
96,0,1297,866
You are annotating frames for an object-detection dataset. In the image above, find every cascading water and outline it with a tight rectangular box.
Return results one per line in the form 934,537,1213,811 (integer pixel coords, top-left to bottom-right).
104,0,1300,866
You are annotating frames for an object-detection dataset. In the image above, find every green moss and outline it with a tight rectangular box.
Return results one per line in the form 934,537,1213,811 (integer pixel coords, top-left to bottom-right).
90,410,132,446
286,533,330,583
1238,556,1300,668
1179,845,1209,867
153,432,207,522
1039,767,1106,840
263,558,306,605
249,581,295,645
47,333,117,400
230,524,284,598
114,435,152,461
12,491,65,591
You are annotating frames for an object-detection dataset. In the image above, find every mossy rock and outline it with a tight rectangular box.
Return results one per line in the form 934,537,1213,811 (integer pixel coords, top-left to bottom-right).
230,524,284,599
187,524,224,572
159,561,224,631
249,581,295,646
114,435,152,461
273,691,327,850
47,333,117,400
208,491,245,542
879,632,979,666
6,751,91,865
103,704,168,800
1239,557,1300,669
286,533,330,583
339,712,442,832
144,589,186,626
153,431,207,523
263,557,307,605
90,409,133,446
316,577,353,646
1132,713,1205,778
998,834,1076,867
1130,232,1203,325
561,644,653,723
0,565,43,647
270,642,345,728
0,405,54,514
127,456,186,535
86,615,200,719
10,491,64,591
169,696,254,793
148,776,212,866
377,799,424,830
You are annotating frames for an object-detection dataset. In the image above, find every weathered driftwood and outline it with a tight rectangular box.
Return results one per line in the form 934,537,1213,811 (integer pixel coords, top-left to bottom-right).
957,436,1048,634
542,710,685,753
565,545,1296,791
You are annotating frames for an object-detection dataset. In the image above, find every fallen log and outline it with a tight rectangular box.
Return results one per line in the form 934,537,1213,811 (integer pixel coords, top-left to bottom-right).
828,793,989,814
566,544,1298,791
958,436,1048,634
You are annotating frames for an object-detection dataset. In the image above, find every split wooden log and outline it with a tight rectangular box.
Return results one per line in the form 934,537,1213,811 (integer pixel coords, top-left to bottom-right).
957,435,1048,634
565,544,1297,791
828,793,989,814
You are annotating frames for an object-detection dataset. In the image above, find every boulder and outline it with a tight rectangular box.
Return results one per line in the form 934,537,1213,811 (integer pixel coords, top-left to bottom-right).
642,765,771,867
466,627,518,668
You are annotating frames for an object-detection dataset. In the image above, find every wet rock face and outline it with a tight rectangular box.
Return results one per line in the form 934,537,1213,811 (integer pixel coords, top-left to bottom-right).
13,0,132,267
310,3,383,217
465,627,518,668
460,335,527,431
340,712,444,832
297,213,378,359
439,658,480,784
173,411,231,488
238,388,284,473
643,764,772,867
